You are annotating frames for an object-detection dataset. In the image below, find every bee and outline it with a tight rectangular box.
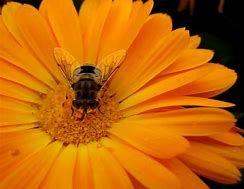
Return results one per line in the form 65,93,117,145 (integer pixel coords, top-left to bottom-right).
54,48,126,114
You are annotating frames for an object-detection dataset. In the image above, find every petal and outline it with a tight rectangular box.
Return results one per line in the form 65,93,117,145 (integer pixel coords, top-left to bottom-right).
188,142,244,169
102,138,180,189
79,0,112,62
108,123,190,159
0,95,37,113
1,2,22,43
0,141,62,189
15,5,66,84
73,145,93,189
0,15,17,43
0,59,49,93
98,0,132,58
0,32,56,89
40,144,77,189
88,142,133,189
45,0,83,62
161,49,214,75
1,3,56,88
0,124,37,133
110,13,172,94
119,64,213,110
113,29,189,102
209,131,244,146
0,108,37,126
169,64,237,98
122,95,234,117
0,129,50,180
188,35,201,49
163,158,209,189
124,108,235,136
129,174,146,189
0,78,41,104
119,0,154,50
179,143,241,184
39,0,48,18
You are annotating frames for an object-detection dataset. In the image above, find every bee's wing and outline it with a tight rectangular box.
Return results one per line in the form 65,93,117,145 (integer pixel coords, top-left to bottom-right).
54,47,79,83
97,50,126,85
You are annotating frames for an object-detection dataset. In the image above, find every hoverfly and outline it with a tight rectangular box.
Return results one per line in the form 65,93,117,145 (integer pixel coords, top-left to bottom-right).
54,48,126,114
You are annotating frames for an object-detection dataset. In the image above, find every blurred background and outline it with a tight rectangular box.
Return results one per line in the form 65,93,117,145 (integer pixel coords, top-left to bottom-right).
0,0,243,188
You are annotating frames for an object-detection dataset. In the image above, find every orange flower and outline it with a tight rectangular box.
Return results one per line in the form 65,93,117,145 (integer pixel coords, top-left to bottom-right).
0,0,243,188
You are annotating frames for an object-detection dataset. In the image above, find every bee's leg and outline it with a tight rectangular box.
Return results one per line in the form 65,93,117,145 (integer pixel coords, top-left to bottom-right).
80,112,86,121
97,105,103,114
71,106,75,115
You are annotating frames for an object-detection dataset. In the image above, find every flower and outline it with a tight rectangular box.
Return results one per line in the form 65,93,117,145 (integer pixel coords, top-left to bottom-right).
0,0,243,188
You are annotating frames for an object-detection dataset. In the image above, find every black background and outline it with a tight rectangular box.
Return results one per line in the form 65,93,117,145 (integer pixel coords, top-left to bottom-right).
1,0,243,188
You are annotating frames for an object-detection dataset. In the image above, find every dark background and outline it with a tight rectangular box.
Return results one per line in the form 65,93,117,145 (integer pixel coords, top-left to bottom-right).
1,0,243,188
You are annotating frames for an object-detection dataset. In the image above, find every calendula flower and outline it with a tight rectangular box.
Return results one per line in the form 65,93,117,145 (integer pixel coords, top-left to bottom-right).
0,0,243,188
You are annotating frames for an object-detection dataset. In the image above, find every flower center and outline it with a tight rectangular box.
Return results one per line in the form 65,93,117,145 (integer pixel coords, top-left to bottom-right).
38,84,121,145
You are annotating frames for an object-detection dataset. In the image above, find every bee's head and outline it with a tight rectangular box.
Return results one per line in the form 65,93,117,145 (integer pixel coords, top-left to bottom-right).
73,65,102,83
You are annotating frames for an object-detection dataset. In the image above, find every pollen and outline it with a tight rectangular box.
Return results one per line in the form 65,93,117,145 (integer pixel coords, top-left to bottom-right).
38,84,121,145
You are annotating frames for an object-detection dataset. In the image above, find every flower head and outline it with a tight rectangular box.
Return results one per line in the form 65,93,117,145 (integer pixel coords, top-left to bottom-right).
0,0,243,188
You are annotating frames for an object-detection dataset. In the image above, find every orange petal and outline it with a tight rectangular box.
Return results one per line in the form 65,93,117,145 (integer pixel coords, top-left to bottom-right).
0,129,50,180
169,64,237,98
188,35,201,49
114,29,189,102
209,131,244,146
129,174,146,189
119,0,154,50
119,64,212,110
0,141,62,189
122,95,234,117
0,108,37,126
46,0,83,62
40,144,77,189
0,124,37,133
88,142,133,189
124,108,235,136
15,5,66,84
179,143,241,184
109,123,189,159
188,142,244,169
39,0,49,18
98,0,132,58
110,13,172,94
73,145,93,189
0,95,37,113
233,126,244,134
0,15,17,43
163,158,209,189
79,0,112,63
102,138,180,189
0,78,41,104
1,2,23,43
0,59,49,93
161,49,214,75
0,32,56,89
1,3,56,88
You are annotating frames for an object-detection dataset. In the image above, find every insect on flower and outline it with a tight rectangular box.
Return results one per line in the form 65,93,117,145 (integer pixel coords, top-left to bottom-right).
54,48,126,116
